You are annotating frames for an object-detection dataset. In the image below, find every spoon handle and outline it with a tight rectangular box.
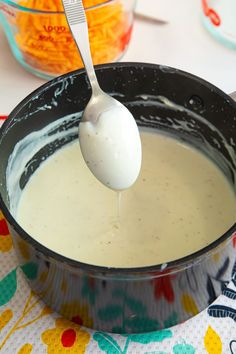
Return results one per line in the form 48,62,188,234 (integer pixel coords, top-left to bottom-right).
62,0,99,93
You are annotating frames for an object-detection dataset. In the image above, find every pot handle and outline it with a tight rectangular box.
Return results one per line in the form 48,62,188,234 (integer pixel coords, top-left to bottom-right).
229,91,236,101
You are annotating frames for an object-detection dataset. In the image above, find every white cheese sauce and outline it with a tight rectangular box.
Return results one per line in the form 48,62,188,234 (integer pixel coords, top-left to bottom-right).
15,131,236,268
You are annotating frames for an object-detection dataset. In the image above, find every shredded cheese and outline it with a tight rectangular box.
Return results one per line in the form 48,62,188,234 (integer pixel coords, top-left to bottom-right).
14,0,132,76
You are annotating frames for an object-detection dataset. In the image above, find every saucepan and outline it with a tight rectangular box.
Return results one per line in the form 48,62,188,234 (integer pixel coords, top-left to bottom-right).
0,62,235,333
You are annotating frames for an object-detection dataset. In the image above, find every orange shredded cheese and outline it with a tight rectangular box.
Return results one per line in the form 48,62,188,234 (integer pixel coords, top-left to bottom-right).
14,0,132,77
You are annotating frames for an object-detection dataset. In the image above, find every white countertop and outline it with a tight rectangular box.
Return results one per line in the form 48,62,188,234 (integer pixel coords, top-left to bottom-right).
0,0,236,115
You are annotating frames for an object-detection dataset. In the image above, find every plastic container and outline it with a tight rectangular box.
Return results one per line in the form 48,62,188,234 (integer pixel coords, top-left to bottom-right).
0,0,135,79
201,0,236,49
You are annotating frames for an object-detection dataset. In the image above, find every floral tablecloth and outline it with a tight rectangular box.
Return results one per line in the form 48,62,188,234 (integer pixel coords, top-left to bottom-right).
0,117,236,354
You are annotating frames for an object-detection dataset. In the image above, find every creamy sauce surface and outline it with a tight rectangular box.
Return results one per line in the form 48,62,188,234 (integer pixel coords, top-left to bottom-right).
16,131,236,267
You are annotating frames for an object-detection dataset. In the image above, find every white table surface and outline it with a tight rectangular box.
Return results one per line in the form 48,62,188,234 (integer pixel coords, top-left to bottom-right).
0,0,236,115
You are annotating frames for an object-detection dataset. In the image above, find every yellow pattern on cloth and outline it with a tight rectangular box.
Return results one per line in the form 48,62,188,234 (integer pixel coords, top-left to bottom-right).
0,309,13,331
204,325,222,354
41,318,90,353
17,343,33,354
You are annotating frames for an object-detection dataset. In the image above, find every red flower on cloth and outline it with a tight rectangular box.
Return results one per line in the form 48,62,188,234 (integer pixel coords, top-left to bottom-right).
0,212,13,253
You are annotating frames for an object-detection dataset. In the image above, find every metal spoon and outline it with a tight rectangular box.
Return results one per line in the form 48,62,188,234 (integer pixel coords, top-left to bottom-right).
62,0,142,190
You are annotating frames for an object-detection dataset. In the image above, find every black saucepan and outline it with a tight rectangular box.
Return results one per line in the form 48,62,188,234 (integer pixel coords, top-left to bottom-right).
0,63,235,333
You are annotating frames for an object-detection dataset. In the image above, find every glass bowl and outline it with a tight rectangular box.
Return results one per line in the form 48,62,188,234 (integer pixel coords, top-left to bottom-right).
0,0,135,79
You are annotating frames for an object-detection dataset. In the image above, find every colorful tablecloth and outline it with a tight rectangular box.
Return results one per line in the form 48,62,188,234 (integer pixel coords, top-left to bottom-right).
0,117,236,354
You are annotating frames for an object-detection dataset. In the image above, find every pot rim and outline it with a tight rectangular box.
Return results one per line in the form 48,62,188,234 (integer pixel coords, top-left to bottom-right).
0,61,236,276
